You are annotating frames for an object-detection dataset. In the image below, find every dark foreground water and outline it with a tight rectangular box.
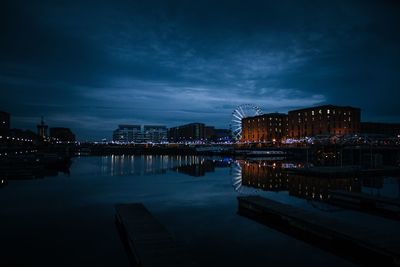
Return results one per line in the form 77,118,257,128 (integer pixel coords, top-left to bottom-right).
1,156,399,266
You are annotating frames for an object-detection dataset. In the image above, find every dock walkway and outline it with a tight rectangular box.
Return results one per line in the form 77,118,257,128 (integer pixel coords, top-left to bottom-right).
115,203,197,267
238,195,400,266
328,190,400,219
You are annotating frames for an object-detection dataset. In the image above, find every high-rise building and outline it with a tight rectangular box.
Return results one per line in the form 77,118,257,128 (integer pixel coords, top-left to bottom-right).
0,111,10,132
50,127,76,142
113,125,142,143
113,125,168,143
168,123,206,142
288,105,361,138
143,125,167,143
242,113,288,143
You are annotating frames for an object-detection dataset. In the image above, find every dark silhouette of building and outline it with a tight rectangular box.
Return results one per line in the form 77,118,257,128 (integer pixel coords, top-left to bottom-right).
50,127,76,142
288,105,361,138
0,111,10,132
37,117,48,140
242,113,288,143
205,126,215,140
168,123,206,142
361,122,400,137
213,128,231,142
192,126,231,142
8,129,37,142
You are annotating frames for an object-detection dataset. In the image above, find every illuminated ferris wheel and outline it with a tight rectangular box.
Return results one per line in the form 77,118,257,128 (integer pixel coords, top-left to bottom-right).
230,104,262,141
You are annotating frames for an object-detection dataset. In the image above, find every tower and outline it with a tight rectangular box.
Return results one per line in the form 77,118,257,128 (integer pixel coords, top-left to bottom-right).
37,116,48,140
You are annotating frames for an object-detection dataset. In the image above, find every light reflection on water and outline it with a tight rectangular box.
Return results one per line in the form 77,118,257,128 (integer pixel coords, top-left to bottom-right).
100,155,231,176
0,155,399,267
233,158,400,201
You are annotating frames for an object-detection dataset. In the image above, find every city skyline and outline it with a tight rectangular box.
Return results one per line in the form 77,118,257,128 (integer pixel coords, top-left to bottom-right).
1,0,400,140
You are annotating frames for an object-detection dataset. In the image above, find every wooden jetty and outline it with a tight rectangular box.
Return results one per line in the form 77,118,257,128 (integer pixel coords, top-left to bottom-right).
115,203,197,267
238,195,400,266
328,190,400,220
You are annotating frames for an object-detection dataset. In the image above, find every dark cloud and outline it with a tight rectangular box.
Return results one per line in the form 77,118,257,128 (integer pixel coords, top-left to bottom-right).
1,0,400,140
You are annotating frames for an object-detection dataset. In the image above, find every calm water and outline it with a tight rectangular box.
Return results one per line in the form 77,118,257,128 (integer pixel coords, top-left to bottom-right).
1,155,399,266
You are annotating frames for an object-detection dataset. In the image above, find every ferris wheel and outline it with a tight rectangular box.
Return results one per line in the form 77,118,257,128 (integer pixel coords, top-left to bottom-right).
230,104,262,141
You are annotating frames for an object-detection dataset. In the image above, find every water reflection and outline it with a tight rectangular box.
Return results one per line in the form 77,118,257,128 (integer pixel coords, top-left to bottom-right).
100,155,232,177
240,160,290,192
0,155,363,267
0,155,71,188
236,160,400,201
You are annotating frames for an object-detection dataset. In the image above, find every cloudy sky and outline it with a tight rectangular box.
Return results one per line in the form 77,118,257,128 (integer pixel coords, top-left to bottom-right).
1,0,400,140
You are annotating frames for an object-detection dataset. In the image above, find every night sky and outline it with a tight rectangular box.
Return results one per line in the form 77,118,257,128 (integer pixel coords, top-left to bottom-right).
1,0,400,140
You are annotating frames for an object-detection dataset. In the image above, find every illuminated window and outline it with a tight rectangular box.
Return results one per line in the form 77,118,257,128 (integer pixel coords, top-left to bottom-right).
327,109,330,114
319,110,322,114
312,110,315,116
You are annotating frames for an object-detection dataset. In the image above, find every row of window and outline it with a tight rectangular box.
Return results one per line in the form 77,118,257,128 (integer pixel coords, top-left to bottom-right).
295,109,354,116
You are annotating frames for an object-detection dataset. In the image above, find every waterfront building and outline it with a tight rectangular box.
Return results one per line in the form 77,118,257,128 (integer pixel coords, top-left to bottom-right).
205,126,215,141
168,123,206,142
203,127,231,142
37,117,48,140
213,129,232,142
241,113,288,143
8,129,37,143
361,122,400,137
113,125,142,143
288,105,361,138
113,125,168,143
143,125,167,143
0,111,10,132
49,127,76,142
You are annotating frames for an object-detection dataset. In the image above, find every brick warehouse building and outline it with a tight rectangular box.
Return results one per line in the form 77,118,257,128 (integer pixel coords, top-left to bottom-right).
168,123,206,142
241,113,288,143
288,105,361,138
